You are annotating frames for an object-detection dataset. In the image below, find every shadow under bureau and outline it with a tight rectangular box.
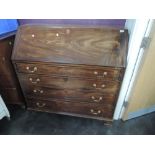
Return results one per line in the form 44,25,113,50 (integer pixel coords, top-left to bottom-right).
12,25,128,122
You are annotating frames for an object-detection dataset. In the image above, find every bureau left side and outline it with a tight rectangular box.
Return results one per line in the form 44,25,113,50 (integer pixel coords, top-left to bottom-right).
0,35,24,106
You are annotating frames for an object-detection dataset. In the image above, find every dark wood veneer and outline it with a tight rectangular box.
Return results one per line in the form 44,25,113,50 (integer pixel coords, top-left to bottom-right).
0,36,24,105
15,62,123,80
26,98,115,120
12,25,128,121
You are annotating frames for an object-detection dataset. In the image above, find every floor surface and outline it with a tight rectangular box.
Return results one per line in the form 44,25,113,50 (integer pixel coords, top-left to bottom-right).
0,105,155,135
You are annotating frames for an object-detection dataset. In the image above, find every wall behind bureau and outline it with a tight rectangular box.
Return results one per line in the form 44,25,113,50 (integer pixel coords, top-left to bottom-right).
18,19,126,28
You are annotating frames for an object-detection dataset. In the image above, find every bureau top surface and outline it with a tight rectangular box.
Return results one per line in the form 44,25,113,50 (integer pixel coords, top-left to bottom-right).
12,25,128,67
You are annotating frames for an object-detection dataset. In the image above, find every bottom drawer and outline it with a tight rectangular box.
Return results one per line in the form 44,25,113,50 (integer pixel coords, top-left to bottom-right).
26,98,115,120
0,88,23,104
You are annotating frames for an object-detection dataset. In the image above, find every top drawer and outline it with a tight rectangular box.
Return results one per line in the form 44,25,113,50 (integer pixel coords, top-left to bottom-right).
15,62,123,80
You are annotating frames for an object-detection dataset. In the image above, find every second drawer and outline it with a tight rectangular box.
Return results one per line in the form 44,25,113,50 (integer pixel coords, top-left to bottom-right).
15,62,123,81
18,74,120,93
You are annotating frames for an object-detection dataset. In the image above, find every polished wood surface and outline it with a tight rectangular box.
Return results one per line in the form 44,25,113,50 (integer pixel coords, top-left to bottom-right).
0,88,22,103
0,36,24,105
0,74,18,88
12,25,128,121
21,85,116,103
15,62,123,81
0,37,15,75
12,25,128,67
26,98,114,120
18,73,120,91
15,62,124,80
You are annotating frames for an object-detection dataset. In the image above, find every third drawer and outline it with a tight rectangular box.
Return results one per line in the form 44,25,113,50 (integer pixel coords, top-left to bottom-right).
21,84,117,104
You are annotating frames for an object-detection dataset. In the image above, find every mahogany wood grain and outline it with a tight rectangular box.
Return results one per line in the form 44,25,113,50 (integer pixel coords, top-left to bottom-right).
26,97,115,119
0,75,18,88
12,26,128,121
18,73,120,92
12,25,128,67
0,88,23,104
15,62,123,81
0,36,24,105
0,36,15,76
21,84,116,104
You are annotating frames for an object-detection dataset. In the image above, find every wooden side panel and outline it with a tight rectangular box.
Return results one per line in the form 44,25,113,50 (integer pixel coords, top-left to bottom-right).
0,36,15,75
0,88,22,104
0,36,24,105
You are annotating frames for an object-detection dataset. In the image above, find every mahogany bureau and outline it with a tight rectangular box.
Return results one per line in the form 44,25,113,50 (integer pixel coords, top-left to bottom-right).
12,25,128,122
0,35,24,105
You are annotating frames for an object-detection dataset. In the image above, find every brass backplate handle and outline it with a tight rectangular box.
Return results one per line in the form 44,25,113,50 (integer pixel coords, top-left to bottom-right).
26,66,37,73
36,102,46,107
90,109,101,115
29,78,40,84
93,83,105,89
91,96,103,102
33,89,44,93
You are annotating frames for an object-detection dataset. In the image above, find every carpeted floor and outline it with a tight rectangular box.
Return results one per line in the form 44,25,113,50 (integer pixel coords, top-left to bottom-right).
0,105,155,135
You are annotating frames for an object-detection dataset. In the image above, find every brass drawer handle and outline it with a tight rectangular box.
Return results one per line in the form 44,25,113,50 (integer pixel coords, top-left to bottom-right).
94,71,98,75
91,96,103,102
93,83,105,89
103,72,108,77
26,66,37,73
66,29,70,34
2,57,5,61
29,78,40,84
90,109,101,115
33,89,44,94
93,71,108,77
56,33,59,37
36,102,46,107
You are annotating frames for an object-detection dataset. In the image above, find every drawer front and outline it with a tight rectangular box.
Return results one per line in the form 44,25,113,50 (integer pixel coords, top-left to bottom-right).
0,88,23,104
15,62,123,81
26,98,114,119
18,74,120,93
22,85,116,104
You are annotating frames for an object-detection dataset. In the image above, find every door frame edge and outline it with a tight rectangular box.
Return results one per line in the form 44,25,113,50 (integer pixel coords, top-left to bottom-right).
113,19,151,120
